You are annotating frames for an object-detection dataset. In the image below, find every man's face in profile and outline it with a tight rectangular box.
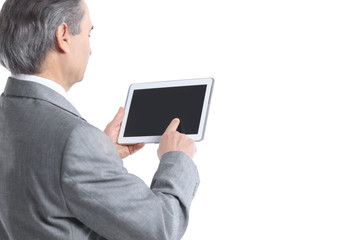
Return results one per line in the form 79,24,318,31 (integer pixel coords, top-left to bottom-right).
68,0,93,84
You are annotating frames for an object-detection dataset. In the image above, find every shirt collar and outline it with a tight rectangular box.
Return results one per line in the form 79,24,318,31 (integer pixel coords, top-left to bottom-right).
10,74,75,106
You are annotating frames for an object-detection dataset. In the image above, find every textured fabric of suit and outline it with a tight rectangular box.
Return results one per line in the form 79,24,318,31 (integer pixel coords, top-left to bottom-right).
0,78,200,240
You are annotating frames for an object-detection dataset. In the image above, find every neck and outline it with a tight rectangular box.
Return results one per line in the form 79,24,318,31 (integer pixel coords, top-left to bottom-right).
34,72,70,91
36,51,74,92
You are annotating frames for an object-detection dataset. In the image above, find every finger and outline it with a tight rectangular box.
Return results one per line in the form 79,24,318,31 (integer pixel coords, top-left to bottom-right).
112,107,125,124
134,142,145,152
129,142,145,155
164,118,180,134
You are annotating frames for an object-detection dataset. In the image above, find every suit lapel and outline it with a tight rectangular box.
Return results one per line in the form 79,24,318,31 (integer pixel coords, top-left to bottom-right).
3,77,85,121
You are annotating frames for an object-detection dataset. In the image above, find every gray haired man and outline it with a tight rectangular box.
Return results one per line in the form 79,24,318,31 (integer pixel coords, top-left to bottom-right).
0,0,199,239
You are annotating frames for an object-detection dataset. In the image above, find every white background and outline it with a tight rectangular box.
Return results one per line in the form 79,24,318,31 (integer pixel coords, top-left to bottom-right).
1,0,359,239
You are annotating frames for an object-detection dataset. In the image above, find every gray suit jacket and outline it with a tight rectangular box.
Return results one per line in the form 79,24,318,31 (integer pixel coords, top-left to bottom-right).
0,78,200,240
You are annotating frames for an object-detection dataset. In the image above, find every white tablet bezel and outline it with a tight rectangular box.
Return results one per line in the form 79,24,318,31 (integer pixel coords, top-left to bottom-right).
117,77,214,144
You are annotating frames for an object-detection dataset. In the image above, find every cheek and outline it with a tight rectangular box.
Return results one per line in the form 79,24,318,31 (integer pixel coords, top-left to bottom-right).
81,41,91,70
83,40,91,57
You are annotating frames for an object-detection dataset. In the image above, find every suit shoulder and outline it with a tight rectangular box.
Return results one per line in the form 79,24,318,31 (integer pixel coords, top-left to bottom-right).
66,120,112,146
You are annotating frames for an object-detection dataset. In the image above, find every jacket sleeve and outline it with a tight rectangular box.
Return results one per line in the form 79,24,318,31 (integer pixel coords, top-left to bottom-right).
60,123,200,240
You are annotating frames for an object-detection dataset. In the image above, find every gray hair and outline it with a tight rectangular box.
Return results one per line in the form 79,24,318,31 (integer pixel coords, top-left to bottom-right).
0,0,85,74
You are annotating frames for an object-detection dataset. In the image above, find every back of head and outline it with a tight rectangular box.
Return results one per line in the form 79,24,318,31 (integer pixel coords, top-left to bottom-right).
0,0,84,75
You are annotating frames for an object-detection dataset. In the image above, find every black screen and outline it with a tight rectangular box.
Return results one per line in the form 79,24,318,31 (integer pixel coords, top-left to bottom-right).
124,85,207,137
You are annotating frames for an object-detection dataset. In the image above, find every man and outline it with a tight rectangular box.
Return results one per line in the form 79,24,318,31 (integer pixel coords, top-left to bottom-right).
0,0,199,239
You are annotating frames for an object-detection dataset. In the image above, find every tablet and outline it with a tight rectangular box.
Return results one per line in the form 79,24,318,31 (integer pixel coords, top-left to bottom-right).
117,78,214,144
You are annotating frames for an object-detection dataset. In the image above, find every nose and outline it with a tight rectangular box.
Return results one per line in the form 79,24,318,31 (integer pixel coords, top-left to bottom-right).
89,48,92,56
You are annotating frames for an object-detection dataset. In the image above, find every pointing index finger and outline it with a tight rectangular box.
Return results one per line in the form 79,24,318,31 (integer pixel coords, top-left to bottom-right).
164,118,180,134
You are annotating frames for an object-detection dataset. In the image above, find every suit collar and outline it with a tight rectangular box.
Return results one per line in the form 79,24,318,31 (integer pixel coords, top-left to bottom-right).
3,77,84,120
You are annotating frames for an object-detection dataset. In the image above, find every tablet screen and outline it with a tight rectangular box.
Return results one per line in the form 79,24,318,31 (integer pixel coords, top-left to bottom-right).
124,85,207,137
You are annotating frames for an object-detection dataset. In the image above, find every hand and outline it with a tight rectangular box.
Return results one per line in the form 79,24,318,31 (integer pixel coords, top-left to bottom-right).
104,107,145,159
157,118,197,160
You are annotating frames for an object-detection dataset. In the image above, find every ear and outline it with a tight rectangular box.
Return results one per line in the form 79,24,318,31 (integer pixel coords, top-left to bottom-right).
55,23,71,53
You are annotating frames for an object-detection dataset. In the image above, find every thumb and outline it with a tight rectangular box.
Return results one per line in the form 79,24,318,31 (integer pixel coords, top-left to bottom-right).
112,107,125,124
164,118,180,134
